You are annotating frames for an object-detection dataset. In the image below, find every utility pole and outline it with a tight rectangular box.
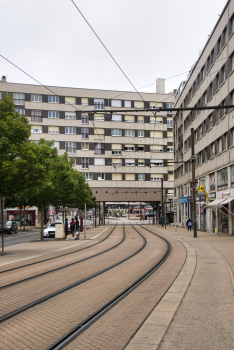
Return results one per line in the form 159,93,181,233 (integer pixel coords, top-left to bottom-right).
161,178,164,227
191,128,197,238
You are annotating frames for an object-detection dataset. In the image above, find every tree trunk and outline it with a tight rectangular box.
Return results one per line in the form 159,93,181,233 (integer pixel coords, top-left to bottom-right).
23,205,26,230
1,195,4,253
40,205,44,241
20,207,22,229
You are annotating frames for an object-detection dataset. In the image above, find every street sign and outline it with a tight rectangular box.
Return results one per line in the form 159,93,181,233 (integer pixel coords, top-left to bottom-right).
198,185,204,192
53,210,56,214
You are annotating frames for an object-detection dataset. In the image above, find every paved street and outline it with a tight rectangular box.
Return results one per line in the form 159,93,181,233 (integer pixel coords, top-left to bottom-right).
0,230,40,249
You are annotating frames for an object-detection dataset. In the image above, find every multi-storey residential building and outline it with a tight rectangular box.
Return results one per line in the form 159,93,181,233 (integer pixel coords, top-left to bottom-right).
0,77,174,223
174,0,234,234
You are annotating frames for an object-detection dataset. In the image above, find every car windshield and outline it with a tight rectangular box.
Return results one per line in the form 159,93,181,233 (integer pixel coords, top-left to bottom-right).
49,223,55,227
6,221,12,226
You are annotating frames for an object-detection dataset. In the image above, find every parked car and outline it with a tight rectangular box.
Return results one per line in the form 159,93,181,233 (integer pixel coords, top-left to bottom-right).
44,221,63,238
4,221,18,234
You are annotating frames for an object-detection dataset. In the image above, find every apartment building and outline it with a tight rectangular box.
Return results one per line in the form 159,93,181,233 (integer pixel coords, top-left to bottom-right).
0,77,174,220
174,0,234,234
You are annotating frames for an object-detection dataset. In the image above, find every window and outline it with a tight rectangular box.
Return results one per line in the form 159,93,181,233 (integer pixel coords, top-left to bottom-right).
112,129,122,136
134,101,144,108
231,16,234,35
221,65,225,84
209,83,213,100
150,145,163,152
94,128,105,140
31,94,42,102
200,66,205,81
167,147,173,152
203,92,207,105
111,100,121,107
112,144,122,155
65,127,75,134
82,143,89,150
65,112,76,119
151,174,163,181
48,126,59,134
124,101,131,108
125,159,135,166
138,159,144,166
81,98,88,105
125,115,134,123
211,50,214,65
112,159,122,166
31,126,42,133
85,173,92,180
138,174,145,181
98,173,105,180
125,174,135,181
125,144,135,151
112,173,122,180
150,131,163,138
231,165,234,187
223,133,228,151
53,142,60,149
230,128,234,147
211,142,215,157
167,103,173,113
208,114,213,130
82,128,89,139
48,111,59,119
138,130,144,137
94,98,104,110
65,142,76,153
94,114,104,121
216,73,220,91
217,168,228,190
219,100,225,119
82,158,89,169
138,116,144,123
150,159,163,167
65,96,76,104
150,102,162,109
138,145,144,151
223,27,228,47
94,143,105,154
217,36,221,55
81,114,89,124
231,53,234,73
13,93,25,105
207,56,211,71
112,114,122,122
125,130,135,137
94,158,105,166
31,110,42,122
167,118,173,128
15,109,25,115
48,95,59,103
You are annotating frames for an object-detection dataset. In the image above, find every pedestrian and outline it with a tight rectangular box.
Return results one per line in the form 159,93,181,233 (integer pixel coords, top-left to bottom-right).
186,218,192,231
64,217,69,239
75,216,80,240
159,217,162,225
70,218,76,240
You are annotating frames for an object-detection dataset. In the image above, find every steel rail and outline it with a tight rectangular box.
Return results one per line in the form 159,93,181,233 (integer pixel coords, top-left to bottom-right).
0,226,123,290
0,226,115,274
0,224,146,324
46,225,171,350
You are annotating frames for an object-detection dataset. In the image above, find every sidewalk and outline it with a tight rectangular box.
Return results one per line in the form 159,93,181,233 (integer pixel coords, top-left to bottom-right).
126,225,234,350
0,225,111,267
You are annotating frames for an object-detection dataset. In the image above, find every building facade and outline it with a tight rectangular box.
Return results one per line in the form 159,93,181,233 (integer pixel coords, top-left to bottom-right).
174,0,234,234
0,78,175,221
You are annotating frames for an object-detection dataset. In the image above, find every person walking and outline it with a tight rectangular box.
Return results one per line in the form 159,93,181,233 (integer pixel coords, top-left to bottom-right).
75,216,80,240
64,217,69,240
186,218,192,231
70,218,76,240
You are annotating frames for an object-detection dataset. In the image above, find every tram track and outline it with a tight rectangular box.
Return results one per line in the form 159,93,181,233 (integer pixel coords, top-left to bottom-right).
0,225,185,350
0,226,114,274
0,224,146,323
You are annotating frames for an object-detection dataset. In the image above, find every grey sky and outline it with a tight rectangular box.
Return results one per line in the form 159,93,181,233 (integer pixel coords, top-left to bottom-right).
0,0,228,94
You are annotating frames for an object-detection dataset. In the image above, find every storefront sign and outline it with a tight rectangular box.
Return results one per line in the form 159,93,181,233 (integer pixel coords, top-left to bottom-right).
187,196,192,202
174,199,180,204
180,196,188,203
208,191,216,199
196,194,206,202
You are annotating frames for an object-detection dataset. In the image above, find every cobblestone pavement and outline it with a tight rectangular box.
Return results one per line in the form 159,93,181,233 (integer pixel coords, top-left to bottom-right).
0,226,173,349
63,227,186,349
0,227,119,287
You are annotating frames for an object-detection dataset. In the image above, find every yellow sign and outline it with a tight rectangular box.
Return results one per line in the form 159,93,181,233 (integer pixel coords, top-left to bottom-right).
198,185,204,192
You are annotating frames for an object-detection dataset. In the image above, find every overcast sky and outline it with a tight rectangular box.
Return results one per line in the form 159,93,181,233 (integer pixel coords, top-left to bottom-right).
0,0,228,94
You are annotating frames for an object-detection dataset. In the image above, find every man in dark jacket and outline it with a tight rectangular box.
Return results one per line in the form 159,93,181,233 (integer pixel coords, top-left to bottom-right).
186,218,192,231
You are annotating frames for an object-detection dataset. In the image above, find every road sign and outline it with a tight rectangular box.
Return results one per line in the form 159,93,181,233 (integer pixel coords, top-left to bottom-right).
53,210,56,214
198,185,204,192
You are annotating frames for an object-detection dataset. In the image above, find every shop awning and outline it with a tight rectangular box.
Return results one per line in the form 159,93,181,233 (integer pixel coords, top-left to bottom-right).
220,197,234,205
204,199,226,208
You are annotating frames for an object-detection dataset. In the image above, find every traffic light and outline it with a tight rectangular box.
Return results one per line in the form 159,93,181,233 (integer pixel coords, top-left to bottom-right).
174,206,177,210
150,202,154,207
